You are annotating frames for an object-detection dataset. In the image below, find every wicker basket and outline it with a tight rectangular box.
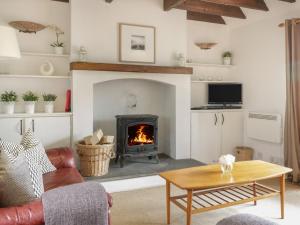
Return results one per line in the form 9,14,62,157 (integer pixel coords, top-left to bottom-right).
76,141,115,177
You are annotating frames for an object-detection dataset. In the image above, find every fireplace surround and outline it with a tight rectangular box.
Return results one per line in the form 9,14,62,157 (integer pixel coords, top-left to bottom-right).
115,114,159,167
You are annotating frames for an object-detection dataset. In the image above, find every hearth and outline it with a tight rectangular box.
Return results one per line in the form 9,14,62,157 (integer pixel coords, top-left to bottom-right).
115,114,159,167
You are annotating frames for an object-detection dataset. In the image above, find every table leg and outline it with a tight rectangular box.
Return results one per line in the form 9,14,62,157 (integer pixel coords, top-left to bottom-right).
186,190,193,225
253,181,257,205
280,174,285,219
166,181,171,224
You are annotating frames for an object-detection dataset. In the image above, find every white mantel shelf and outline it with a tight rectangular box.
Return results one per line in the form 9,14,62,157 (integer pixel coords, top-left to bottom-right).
70,62,193,74
0,112,73,118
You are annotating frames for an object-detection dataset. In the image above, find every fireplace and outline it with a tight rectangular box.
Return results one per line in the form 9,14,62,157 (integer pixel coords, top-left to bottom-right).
115,114,159,167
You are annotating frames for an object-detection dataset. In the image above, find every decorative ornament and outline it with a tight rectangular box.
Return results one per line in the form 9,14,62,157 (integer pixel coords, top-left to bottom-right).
79,46,88,62
40,61,55,76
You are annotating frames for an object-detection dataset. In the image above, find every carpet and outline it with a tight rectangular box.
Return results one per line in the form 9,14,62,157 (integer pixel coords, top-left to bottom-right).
110,179,300,225
86,154,204,182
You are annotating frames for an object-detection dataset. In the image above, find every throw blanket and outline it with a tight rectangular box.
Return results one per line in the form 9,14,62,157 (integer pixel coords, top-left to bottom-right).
42,182,108,225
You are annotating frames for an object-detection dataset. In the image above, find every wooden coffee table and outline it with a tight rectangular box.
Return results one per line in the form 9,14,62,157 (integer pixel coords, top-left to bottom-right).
159,160,292,225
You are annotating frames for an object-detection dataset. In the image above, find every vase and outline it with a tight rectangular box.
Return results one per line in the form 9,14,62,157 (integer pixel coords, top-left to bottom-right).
54,47,64,55
24,101,36,114
44,101,54,113
223,57,232,65
2,102,15,114
220,163,233,174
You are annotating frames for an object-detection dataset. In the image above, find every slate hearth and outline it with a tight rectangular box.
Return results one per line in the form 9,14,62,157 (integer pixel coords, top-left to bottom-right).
85,154,204,182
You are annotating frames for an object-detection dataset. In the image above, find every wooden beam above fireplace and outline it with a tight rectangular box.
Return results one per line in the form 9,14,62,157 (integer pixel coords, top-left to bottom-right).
70,62,193,74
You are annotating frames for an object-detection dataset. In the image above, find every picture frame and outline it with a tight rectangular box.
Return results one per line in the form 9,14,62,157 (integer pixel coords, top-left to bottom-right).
119,23,156,64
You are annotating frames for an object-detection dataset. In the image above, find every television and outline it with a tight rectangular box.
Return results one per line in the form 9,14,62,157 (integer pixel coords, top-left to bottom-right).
208,83,242,105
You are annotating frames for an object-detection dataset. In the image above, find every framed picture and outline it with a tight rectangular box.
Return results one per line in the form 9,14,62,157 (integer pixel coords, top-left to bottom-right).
119,23,156,64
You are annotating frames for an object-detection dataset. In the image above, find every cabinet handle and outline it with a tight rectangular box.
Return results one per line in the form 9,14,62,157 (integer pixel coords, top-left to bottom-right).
214,114,218,125
32,119,35,132
20,120,23,135
222,113,225,125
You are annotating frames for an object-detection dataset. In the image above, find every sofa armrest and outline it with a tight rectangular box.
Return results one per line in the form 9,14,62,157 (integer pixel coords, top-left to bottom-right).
0,200,44,225
46,147,76,169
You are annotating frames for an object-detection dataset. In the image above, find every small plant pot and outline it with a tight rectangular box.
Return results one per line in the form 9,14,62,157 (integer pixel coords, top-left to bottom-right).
44,101,54,113
2,102,15,114
223,57,232,65
54,47,64,55
24,101,36,114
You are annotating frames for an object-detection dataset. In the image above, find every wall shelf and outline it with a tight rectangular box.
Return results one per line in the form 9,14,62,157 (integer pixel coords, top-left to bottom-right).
0,112,73,119
186,62,234,68
191,80,240,83
0,74,71,79
21,52,70,58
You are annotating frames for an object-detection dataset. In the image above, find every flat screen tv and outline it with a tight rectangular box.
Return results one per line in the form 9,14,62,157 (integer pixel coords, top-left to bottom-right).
208,83,242,105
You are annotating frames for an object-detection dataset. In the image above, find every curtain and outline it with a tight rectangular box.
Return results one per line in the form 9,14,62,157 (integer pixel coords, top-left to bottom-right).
284,19,300,183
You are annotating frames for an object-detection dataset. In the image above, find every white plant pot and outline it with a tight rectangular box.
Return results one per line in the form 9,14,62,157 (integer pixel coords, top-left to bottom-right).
44,101,54,113
24,101,36,114
223,57,232,65
2,102,15,114
54,47,64,55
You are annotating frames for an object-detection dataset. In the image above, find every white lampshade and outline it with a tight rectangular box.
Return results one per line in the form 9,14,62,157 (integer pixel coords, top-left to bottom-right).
0,25,20,60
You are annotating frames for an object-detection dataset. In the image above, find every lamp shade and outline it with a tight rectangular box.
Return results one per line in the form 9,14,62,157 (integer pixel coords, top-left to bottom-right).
0,25,20,60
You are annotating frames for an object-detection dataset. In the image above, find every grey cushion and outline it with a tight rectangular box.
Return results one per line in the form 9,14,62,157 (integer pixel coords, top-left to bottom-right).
217,214,279,225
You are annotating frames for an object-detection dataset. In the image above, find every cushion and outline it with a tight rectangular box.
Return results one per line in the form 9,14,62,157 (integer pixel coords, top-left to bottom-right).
0,151,44,207
216,214,279,225
20,129,56,174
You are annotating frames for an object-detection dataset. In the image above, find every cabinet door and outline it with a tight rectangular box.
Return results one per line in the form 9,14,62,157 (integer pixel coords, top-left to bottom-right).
0,118,23,143
27,117,71,149
220,111,244,155
191,112,221,164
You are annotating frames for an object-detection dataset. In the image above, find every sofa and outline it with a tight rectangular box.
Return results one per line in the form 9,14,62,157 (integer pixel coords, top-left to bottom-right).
0,147,112,225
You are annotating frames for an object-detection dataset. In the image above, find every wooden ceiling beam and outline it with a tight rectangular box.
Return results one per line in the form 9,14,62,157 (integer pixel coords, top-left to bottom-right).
187,11,226,24
164,0,186,11
200,0,269,11
178,0,246,19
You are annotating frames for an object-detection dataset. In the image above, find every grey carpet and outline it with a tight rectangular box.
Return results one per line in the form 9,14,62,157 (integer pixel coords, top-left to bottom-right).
85,154,204,182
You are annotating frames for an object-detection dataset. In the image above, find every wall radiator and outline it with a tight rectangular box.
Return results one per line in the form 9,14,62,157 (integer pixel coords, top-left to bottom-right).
247,112,282,143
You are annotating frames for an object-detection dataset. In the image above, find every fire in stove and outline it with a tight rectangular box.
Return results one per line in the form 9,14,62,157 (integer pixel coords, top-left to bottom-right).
128,124,154,146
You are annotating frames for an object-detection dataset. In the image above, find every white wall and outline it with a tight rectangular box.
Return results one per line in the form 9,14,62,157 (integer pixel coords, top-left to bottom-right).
93,79,174,155
70,0,187,66
0,0,70,54
230,9,300,164
187,21,231,64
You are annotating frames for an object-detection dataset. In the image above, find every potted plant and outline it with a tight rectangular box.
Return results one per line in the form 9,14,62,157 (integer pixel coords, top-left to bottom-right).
1,91,18,114
43,94,57,113
222,51,232,65
22,91,39,114
48,25,64,55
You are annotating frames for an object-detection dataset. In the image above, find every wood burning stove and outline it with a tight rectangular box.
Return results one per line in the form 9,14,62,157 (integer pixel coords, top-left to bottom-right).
115,114,159,167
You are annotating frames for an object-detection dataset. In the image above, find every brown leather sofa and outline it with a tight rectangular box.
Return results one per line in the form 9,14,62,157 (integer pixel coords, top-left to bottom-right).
0,147,112,225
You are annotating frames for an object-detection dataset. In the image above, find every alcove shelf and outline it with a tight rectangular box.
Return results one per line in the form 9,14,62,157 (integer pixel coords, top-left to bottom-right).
0,74,71,79
186,62,234,68
21,52,70,58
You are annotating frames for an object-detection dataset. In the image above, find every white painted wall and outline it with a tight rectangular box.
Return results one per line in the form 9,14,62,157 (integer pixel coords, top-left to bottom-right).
230,9,300,164
0,0,70,54
187,21,231,64
93,79,174,155
70,0,187,66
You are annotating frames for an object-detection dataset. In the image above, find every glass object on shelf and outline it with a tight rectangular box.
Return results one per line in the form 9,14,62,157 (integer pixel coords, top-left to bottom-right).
79,46,88,62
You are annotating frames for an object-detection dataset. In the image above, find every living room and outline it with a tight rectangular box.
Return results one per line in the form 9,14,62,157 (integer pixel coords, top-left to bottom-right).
0,0,299,225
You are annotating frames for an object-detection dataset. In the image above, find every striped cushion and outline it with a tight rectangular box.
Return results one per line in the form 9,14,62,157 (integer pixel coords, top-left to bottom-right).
20,129,56,174
0,151,44,207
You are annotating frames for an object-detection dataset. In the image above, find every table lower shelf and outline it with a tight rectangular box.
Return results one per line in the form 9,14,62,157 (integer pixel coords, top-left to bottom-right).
170,183,279,214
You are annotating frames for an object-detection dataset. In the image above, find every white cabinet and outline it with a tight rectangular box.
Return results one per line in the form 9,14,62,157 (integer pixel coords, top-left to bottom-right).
0,114,72,148
0,118,23,142
191,110,243,164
